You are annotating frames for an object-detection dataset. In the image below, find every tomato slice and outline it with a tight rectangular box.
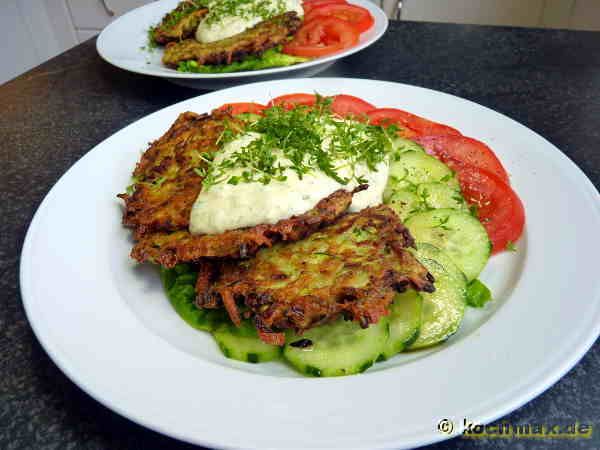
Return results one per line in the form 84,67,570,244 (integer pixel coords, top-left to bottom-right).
367,108,461,137
282,17,359,58
416,135,509,184
305,4,374,33
216,102,267,115
450,160,525,254
268,93,317,109
303,0,348,14
330,94,375,117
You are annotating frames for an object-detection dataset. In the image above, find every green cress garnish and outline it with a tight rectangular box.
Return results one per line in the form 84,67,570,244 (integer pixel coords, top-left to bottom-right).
163,0,208,28
203,0,288,26
201,96,397,189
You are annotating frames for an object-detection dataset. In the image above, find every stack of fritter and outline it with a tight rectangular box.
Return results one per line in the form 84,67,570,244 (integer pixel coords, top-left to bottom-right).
119,110,435,344
150,1,302,68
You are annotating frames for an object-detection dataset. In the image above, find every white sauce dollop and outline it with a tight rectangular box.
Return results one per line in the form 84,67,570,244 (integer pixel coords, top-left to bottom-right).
189,132,389,235
196,0,303,44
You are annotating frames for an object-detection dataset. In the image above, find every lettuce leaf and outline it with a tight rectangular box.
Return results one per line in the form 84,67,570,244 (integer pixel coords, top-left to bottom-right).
466,279,492,307
177,47,309,74
160,264,227,331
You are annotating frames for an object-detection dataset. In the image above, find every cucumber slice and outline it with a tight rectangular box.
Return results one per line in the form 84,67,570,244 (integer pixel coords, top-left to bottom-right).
236,112,261,123
406,209,491,281
391,137,425,155
386,189,422,221
384,151,459,200
410,242,467,286
407,244,467,349
284,318,389,377
416,182,468,211
160,265,228,332
380,290,422,360
212,320,282,363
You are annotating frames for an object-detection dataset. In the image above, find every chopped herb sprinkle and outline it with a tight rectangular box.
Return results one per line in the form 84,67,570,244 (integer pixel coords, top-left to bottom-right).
201,97,396,189
203,0,289,26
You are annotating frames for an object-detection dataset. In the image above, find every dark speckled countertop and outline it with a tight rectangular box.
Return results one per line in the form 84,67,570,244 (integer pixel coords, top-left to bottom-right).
1,20,599,450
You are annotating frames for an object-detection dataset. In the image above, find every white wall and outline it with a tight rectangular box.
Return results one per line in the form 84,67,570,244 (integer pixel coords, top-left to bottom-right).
399,0,600,29
0,0,149,84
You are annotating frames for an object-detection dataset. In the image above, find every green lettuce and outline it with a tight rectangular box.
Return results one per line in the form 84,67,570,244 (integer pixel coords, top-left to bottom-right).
177,47,309,74
160,264,227,331
466,279,492,308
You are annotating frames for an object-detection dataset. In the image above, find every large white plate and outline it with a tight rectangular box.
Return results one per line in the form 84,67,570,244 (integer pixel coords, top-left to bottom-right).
21,78,600,450
96,0,388,89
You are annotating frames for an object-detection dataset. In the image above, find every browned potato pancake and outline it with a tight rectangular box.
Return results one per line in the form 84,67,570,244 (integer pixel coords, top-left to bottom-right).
130,188,360,267
202,205,435,336
152,1,209,45
162,12,301,67
118,111,359,268
118,110,241,237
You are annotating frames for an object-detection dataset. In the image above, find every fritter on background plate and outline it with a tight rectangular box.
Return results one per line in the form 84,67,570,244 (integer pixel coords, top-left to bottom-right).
162,12,302,67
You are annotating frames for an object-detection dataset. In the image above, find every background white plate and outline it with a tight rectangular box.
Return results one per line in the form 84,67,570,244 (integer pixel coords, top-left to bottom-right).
96,0,388,89
21,78,600,450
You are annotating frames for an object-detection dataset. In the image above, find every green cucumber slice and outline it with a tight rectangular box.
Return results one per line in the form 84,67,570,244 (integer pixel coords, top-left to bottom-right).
407,244,467,349
212,320,282,363
384,151,459,200
386,189,422,221
284,318,389,377
405,209,491,281
416,182,468,211
160,265,228,332
391,137,426,155
380,290,422,360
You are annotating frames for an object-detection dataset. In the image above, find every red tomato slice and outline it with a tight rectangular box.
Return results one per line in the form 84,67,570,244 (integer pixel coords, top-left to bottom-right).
216,102,267,115
282,17,359,58
268,93,317,109
330,94,375,117
450,160,525,254
416,135,509,184
305,4,374,33
303,0,348,14
367,108,461,137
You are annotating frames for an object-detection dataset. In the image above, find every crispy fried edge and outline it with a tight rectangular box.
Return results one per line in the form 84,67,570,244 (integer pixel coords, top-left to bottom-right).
131,187,365,268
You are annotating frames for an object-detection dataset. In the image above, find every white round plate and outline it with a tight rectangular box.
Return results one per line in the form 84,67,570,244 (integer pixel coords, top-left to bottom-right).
96,0,388,90
21,78,600,450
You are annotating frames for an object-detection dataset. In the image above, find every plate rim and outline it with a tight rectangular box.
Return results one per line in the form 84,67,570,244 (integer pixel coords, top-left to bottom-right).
20,78,600,450
95,0,388,80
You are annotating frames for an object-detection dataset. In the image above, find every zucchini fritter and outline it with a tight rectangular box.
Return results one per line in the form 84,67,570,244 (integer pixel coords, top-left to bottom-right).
152,1,209,45
118,110,239,238
119,111,360,268
162,12,302,67
130,188,361,267
204,205,435,337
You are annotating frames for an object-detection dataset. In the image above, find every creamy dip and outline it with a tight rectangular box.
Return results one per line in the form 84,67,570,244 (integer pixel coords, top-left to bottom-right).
196,0,303,43
189,132,389,235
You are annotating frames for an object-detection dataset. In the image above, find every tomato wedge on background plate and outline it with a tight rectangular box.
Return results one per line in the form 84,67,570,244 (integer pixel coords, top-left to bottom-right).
302,0,348,14
451,160,525,254
216,102,266,115
416,135,510,183
305,3,374,33
367,108,461,137
330,94,374,117
268,93,317,109
283,17,359,57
